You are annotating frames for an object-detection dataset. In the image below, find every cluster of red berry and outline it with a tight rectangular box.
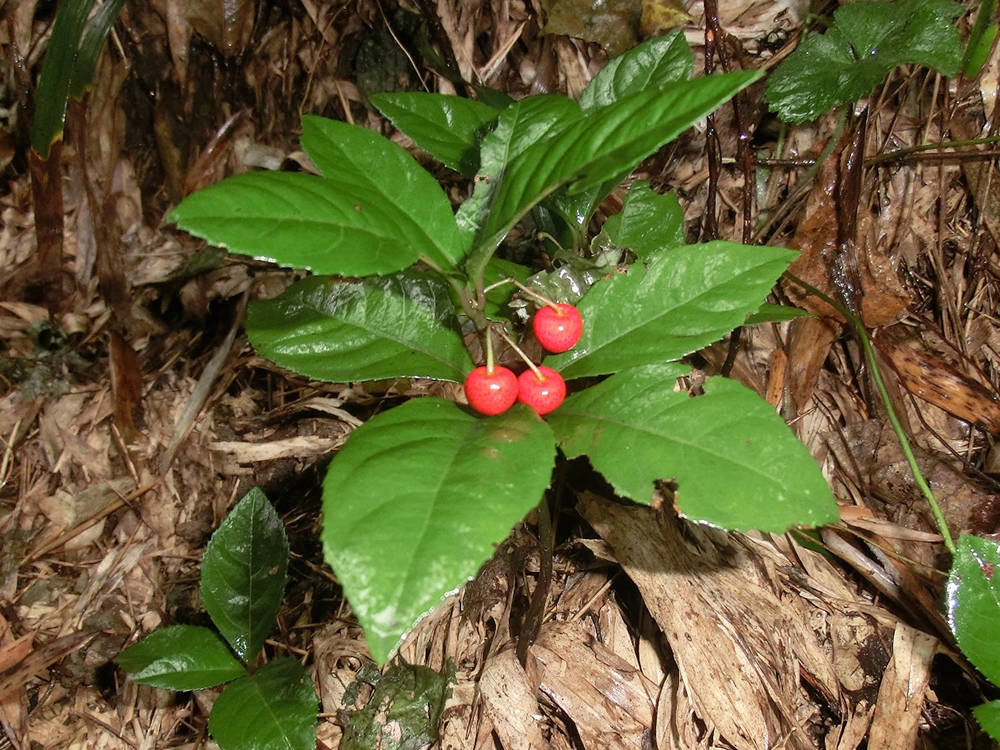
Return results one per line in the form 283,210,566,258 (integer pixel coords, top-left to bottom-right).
464,302,583,417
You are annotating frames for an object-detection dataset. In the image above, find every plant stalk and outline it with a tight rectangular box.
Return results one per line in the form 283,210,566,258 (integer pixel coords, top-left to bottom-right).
784,273,956,554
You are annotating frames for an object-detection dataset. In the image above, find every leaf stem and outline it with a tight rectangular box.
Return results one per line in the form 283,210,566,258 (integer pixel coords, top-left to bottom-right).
494,326,542,379
485,327,495,374
420,253,488,331
784,273,956,555
483,275,561,309
754,108,846,243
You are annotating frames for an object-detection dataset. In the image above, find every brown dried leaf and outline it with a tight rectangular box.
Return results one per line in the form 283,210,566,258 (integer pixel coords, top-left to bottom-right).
541,0,639,57
784,143,910,328
578,494,837,750
787,316,841,415
533,620,656,747
867,624,937,750
0,632,94,699
109,331,143,440
186,0,256,57
479,649,547,750
874,327,1000,432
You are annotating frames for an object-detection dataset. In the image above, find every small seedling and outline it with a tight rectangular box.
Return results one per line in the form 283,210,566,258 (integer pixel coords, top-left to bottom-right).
115,488,317,750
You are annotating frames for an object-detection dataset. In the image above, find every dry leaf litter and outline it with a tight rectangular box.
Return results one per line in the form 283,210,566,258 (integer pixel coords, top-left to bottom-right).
0,1,998,748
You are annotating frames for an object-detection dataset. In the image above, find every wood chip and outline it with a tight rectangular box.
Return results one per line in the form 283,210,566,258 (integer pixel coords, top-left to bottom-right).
578,493,839,750
0,632,94,699
533,620,656,748
479,649,548,750
867,623,937,750
209,435,346,462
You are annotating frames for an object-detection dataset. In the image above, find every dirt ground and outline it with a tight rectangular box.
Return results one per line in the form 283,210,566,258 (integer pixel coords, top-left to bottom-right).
2,0,1000,748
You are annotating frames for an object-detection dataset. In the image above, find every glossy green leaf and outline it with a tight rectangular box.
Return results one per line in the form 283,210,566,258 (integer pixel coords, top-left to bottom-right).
457,95,583,239
947,534,1000,684
322,399,556,663
460,71,759,251
745,303,815,325
209,658,318,750
549,364,839,531
522,259,608,308
598,180,684,256
548,31,694,228
116,625,245,690
484,257,532,315
169,172,424,277
247,271,473,383
201,487,288,663
765,0,962,123
579,31,693,110
370,92,500,176
31,0,96,158
300,115,468,270
546,242,796,378
68,0,127,98
973,700,1000,741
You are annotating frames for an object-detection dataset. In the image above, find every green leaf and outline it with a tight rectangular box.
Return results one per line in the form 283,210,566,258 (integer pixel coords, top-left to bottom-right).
300,115,468,270
765,0,963,123
247,271,473,383
962,0,998,79
370,92,500,176
548,364,839,531
579,31,693,110
116,625,246,691
460,72,759,251
745,303,815,325
546,242,796,378
201,487,289,663
457,95,583,238
322,399,556,663
30,0,97,158
522,258,608,307
598,180,684,256
209,658,318,750
973,700,1000,741
169,172,424,277
947,534,1000,685
342,662,453,750
483,257,533,316
68,0,127,98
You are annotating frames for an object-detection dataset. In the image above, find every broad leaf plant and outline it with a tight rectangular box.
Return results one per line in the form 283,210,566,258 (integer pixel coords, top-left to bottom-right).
170,32,838,663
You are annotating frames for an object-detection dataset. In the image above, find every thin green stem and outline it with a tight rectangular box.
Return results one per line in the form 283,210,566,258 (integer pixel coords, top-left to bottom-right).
420,253,487,331
754,108,846,243
784,273,956,554
494,326,542,379
510,278,560,309
485,327,495,374
483,275,561,309
857,329,956,554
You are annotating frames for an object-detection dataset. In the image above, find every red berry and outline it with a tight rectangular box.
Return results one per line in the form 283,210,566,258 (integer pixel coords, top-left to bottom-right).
533,304,583,353
517,366,566,415
464,366,518,415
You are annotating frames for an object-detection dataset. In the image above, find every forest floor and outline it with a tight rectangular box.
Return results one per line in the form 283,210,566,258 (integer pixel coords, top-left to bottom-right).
1,0,999,748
